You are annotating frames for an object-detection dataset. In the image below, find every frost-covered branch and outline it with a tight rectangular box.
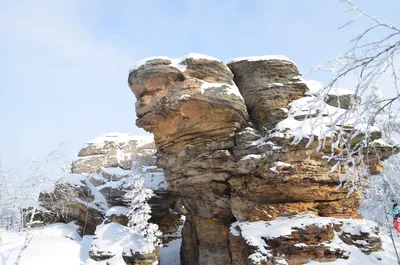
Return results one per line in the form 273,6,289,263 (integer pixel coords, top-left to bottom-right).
306,0,400,190
12,144,67,265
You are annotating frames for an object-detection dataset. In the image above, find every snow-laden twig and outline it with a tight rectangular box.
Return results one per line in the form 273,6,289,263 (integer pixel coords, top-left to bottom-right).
13,144,66,265
305,0,400,191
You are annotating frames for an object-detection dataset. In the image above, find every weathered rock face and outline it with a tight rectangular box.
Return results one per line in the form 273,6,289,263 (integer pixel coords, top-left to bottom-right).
230,214,382,265
129,54,397,265
38,179,106,235
38,133,182,245
71,133,155,174
227,57,308,129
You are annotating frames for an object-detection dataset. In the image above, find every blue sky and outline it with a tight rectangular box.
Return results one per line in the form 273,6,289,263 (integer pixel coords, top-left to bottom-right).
0,0,398,169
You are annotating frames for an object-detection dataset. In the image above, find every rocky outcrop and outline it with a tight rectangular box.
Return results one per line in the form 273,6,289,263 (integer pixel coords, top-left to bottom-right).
36,132,186,264
128,53,398,265
71,133,155,174
38,176,106,235
35,133,183,265
230,214,382,265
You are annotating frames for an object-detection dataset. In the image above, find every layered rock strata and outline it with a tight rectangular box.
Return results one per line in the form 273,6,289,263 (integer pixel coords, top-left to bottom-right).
37,133,184,265
128,54,397,265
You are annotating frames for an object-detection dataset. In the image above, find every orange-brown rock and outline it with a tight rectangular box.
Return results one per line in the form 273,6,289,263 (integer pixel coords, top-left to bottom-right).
227,57,308,129
128,54,397,265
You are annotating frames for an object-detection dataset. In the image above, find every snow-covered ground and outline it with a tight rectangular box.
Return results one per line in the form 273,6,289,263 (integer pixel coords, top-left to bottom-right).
3,216,400,265
0,222,181,265
0,223,96,265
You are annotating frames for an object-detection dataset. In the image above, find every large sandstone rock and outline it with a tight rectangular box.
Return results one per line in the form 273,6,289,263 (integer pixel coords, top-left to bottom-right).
128,53,398,265
227,56,308,129
128,54,248,154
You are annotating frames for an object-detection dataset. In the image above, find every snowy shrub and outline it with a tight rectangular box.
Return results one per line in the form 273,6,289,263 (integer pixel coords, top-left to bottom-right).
125,170,162,247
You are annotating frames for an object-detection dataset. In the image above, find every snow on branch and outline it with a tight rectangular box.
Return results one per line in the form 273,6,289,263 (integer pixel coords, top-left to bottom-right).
301,0,400,191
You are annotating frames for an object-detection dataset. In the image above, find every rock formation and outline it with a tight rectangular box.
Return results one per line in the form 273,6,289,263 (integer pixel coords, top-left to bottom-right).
38,133,184,264
128,53,397,265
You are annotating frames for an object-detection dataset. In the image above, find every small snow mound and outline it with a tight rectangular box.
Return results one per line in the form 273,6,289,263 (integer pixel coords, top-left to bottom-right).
341,219,378,236
106,206,129,217
227,55,295,65
31,222,82,241
91,223,154,257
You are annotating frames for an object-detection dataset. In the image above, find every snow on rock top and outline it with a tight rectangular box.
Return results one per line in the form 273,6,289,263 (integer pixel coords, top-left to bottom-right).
131,53,224,72
230,214,391,265
57,173,87,187
226,55,295,65
268,80,373,142
305,80,355,96
30,222,83,241
131,56,171,70
106,206,129,217
234,213,335,240
178,52,222,62
91,222,155,256
200,81,244,100
327,87,355,96
86,132,153,148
